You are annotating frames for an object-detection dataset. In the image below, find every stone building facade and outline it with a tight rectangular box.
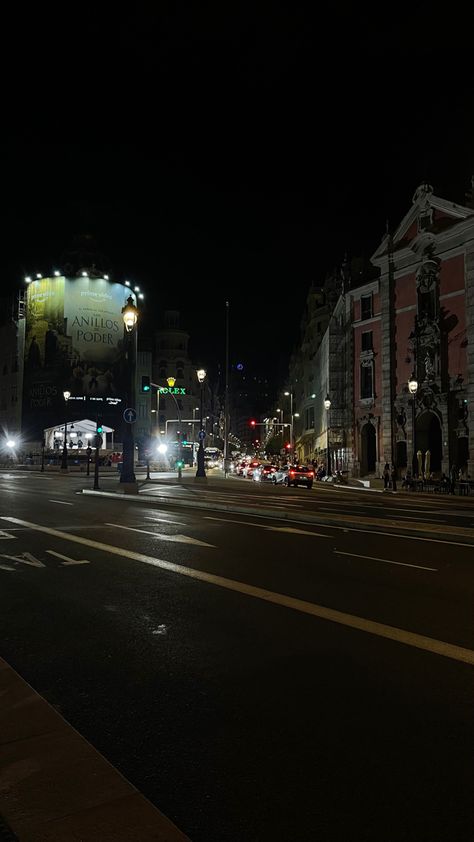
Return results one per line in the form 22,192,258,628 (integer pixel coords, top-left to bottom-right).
290,183,474,479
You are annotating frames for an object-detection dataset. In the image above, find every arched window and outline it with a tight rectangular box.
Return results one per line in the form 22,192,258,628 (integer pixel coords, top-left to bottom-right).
176,361,184,379
159,361,167,379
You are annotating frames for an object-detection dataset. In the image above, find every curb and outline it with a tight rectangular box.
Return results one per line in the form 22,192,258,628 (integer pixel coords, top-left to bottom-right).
0,656,189,841
81,489,474,547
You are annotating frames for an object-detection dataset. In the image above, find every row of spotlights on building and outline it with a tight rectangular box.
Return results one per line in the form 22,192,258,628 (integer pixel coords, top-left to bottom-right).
23,273,144,299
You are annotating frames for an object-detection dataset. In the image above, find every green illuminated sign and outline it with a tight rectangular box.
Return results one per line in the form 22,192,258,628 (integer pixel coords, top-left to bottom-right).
159,386,187,395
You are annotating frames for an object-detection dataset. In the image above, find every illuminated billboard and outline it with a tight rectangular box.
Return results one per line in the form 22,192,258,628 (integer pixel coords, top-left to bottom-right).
22,276,136,437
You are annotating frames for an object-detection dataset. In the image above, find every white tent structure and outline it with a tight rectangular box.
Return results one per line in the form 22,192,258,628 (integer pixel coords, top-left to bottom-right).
44,419,114,451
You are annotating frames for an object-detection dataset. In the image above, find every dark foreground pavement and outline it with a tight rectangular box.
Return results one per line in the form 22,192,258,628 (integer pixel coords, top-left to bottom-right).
0,471,473,841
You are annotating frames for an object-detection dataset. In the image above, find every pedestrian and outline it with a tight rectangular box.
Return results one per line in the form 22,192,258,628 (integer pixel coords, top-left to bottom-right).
450,464,457,495
383,462,390,490
391,464,397,492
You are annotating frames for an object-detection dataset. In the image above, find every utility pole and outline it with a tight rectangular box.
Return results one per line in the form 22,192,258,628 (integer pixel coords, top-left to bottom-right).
224,300,230,476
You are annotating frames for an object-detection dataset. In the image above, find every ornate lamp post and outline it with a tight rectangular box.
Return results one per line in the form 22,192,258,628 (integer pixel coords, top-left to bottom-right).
324,394,332,476
120,295,139,491
284,391,294,455
408,373,418,476
61,390,71,471
196,368,207,478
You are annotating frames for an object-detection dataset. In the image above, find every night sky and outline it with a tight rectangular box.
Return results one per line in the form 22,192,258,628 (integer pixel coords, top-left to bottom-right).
2,9,472,394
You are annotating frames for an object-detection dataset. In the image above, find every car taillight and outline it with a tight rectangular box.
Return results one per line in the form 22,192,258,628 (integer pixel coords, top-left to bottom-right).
290,471,295,476
308,471,314,477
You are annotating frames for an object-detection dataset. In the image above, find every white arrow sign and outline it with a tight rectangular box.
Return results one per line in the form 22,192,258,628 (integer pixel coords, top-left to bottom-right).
46,550,90,566
0,552,45,568
0,530,16,540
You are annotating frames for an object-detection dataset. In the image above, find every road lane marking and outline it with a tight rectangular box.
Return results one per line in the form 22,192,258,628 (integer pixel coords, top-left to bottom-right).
204,516,329,538
0,563,14,572
333,550,437,572
0,529,16,540
49,500,74,505
105,522,216,548
1,516,472,666
143,516,187,526
46,550,90,566
0,551,45,568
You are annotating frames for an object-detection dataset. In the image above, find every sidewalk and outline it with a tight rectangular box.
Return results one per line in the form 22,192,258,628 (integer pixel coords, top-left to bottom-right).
0,657,188,841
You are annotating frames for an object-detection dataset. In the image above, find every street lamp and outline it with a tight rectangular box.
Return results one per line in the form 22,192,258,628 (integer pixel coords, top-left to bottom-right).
408,373,418,476
61,390,71,471
196,368,207,478
324,394,332,476
284,390,295,456
120,295,139,491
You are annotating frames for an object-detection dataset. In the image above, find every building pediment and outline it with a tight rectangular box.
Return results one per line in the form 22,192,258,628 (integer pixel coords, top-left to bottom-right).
371,183,474,265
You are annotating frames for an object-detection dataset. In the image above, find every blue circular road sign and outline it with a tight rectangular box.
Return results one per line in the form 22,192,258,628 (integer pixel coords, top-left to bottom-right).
123,407,137,423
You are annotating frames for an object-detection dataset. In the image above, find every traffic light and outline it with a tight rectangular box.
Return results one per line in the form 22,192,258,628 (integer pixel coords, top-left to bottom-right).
285,443,292,450
141,375,151,392
97,421,103,434
182,438,188,445
249,419,256,427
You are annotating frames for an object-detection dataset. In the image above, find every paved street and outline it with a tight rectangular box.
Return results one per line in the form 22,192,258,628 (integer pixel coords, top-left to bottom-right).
1,471,474,841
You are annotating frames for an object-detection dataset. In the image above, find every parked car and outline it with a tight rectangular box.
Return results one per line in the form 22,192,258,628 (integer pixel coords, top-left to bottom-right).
244,460,260,479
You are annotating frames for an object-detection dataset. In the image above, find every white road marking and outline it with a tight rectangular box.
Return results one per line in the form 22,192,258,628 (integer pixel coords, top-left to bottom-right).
1,516,473,666
204,516,329,538
0,529,16,540
46,550,90,566
333,550,437,572
0,563,14,572
143,516,187,526
0,551,45,568
105,522,216,548
49,500,74,505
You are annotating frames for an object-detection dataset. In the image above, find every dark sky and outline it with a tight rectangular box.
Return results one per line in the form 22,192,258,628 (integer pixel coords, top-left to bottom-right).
2,9,473,392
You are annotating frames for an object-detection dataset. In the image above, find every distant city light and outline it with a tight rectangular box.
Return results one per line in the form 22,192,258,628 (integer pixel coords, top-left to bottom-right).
104,274,109,280
6,439,17,449
134,286,140,292
82,271,88,277
36,273,42,279
125,280,130,286
138,293,144,300
157,443,168,455
25,276,32,283
54,270,61,276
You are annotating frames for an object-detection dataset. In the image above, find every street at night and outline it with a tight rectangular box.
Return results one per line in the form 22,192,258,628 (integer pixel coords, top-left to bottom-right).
1,470,473,840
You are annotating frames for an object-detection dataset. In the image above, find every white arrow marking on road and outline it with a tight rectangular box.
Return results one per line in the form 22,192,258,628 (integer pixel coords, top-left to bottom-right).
2,515,473,666
46,550,90,566
0,552,45,568
0,529,16,540
204,516,329,538
105,523,216,548
0,563,15,571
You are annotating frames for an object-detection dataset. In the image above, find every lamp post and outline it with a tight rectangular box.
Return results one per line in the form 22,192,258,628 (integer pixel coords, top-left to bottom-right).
61,390,71,471
41,437,45,472
192,406,199,464
324,394,332,476
196,368,207,478
284,391,294,455
120,295,139,492
408,373,418,476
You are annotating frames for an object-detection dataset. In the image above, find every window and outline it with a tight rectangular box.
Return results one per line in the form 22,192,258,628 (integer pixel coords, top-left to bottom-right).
361,331,373,352
176,361,184,379
360,294,373,321
305,407,315,430
159,361,166,379
360,362,374,399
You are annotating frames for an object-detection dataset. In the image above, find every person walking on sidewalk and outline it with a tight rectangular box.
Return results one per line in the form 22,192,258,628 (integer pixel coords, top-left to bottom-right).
383,462,390,490
391,464,398,492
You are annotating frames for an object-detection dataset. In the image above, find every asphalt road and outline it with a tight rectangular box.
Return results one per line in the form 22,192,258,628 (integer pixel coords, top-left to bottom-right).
1,471,473,841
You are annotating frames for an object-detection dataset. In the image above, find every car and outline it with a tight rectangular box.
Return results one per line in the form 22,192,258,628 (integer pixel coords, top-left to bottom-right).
254,464,277,482
285,465,314,489
235,460,248,476
244,460,260,479
272,465,289,484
